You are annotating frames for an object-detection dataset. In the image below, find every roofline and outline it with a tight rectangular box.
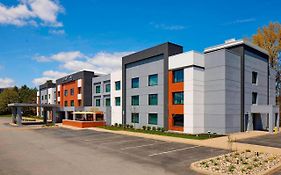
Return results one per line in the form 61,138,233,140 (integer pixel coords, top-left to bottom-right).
204,39,268,55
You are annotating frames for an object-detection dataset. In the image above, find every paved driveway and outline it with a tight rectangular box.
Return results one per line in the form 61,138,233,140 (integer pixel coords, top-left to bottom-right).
238,133,281,148
0,117,228,175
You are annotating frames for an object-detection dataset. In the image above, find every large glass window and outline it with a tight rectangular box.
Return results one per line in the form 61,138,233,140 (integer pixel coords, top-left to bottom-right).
70,100,74,106
131,77,139,88
115,81,121,91
105,84,110,92
115,97,121,106
70,88,74,96
173,114,184,127
173,92,184,105
148,74,158,86
105,98,110,106
252,71,258,84
95,99,101,106
252,92,258,104
131,95,139,106
131,113,139,123
148,94,158,105
96,85,101,93
148,113,158,125
173,69,184,83
64,90,68,96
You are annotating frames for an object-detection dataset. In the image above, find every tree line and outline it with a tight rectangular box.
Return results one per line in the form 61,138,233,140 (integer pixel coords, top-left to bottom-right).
0,85,37,115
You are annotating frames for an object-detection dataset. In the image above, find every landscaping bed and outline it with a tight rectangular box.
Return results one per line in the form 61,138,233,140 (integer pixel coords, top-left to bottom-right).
191,150,281,175
98,125,223,140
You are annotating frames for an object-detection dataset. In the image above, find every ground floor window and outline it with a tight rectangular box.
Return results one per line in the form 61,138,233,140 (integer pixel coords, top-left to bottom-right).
131,113,139,123
70,100,74,106
173,114,184,127
105,98,110,106
95,99,101,106
148,113,158,125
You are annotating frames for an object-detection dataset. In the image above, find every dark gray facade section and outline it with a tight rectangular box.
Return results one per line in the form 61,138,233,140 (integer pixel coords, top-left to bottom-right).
56,70,98,106
39,80,56,91
122,42,183,128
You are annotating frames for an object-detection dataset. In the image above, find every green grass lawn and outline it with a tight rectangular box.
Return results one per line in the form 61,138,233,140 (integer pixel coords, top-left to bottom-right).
99,125,223,140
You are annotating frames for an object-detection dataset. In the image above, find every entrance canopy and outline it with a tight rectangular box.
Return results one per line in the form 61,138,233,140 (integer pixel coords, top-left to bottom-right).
8,103,59,126
247,105,280,133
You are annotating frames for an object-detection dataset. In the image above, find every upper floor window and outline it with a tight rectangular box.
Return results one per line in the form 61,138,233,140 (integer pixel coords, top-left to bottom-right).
70,100,74,106
64,101,68,107
105,84,110,93
49,94,51,99
131,77,139,88
148,74,158,86
41,96,44,100
173,69,184,83
115,97,121,106
70,88,74,96
95,99,101,107
58,91,60,97
252,71,258,84
173,92,184,105
105,98,111,106
45,95,47,100
252,92,258,105
115,81,121,91
78,87,81,94
64,90,68,96
148,94,158,105
96,85,101,93
131,95,139,106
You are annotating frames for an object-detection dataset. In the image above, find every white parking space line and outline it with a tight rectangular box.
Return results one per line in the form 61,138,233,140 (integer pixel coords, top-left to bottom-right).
148,145,201,157
120,141,165,150
100,138,144,145
82,135,124,142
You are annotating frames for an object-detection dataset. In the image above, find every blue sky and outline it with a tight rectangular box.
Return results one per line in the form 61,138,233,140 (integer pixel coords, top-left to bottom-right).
0,0,280,88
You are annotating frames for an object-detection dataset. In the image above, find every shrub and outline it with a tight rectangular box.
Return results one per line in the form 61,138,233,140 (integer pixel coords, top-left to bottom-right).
147,126,151,130
114,123,118,127
246,149,251,152
130,125,134,129
152,126,156,131
118,124,122,127
142,126,147,130
161,127,165,132
126,124,130,128
157,127,161,131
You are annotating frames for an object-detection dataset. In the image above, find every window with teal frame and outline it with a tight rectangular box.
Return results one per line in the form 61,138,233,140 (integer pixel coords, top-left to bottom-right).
105,84,110,92
173,92,184,105
131,77,139,88
96,85,101,93
115,97,121,106
95,99,101,106
173,69,184,83
148,113,158,125
148,74,158,86
105,98,110,106
148,94,158,105
131,95,139,106
115,81,121,91
131,113,139,123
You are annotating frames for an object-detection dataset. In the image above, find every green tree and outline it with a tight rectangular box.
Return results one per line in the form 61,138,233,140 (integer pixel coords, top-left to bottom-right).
0,89,19,114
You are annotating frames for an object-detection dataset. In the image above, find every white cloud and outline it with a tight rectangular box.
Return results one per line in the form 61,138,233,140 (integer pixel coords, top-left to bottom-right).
223,18,256,25
0,78,15,88
49,29,65,35
34,51,133,74
150,22,185,31
32,70,67,86
34,51,85,62
0,0,63,27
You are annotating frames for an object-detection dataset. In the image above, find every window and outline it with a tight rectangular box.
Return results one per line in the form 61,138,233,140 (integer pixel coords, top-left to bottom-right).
70,100,74,106
252,71,258,84
148,113,158,125
105,84,110,92
96,85,101,93
148,94,158,105
252,92,258,104
58,91,60,97
131,95,139,106
173,92,184,105
64,101,68,107
70,88,74,96
49,94,51,99
45,95,47,100
41,96,43,100
115,97,121,106
173,69,184,83
173,114,184,127
115,81,121,91
95,99,101,107
64,90,68,96
148,74,158,86
131,77,139,88
78,87,81,94
105,98,110,106
131,113,139,123
78,100,82,106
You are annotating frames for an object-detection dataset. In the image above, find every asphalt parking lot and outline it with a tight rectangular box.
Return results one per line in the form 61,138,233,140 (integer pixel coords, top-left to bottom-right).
238,133,281,148
0,117,228,175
